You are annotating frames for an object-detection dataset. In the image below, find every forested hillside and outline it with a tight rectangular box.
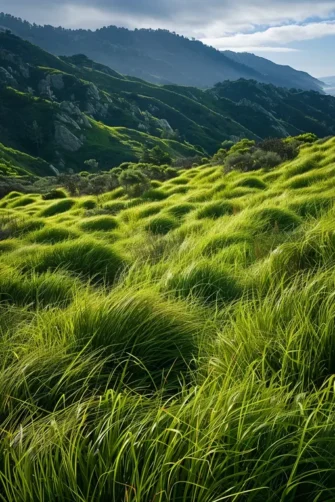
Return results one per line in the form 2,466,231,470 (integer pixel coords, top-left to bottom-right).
1,32,335,176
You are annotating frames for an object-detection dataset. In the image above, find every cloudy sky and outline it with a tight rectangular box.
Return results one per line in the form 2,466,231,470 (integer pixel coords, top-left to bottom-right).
1,0,335,77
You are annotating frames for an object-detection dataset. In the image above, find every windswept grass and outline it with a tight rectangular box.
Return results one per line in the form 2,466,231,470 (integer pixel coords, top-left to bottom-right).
1,138,335,500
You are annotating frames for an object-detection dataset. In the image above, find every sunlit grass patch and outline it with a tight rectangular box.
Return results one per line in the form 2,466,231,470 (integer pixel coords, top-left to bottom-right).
39,198,76,217
196,200,238,220
80,215,119,232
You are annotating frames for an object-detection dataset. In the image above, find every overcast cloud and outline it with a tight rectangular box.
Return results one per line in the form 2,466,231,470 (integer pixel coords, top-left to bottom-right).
1,0,335,76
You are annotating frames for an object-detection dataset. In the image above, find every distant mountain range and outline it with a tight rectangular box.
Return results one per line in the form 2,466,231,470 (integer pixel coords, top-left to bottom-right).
1,31,335,177
0,12,324,92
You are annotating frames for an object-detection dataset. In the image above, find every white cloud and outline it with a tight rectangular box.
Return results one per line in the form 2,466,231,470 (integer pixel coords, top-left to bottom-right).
221,46,301,53
202,20,335,51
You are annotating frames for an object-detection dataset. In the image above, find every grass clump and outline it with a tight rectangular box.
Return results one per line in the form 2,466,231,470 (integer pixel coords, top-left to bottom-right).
145,215,178,235
234,176,267,189
197,200,237,219
27,225,79,244
22,238,127,285
251,206,302,232
165,260,241,304
80,216,119,232
166,203,195,218
39,199,76,217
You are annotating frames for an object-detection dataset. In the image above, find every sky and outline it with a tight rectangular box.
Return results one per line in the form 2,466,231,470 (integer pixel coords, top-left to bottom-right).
1,0,335,77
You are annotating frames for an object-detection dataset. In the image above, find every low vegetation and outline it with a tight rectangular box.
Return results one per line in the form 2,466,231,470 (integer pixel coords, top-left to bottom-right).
1,136,335,500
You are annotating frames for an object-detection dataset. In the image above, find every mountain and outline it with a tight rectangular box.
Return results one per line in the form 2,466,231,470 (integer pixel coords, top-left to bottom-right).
222,50,323,93
1,31,335,176
0,12,324,92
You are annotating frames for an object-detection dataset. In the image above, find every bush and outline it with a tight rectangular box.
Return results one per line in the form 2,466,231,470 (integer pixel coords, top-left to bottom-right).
258,138,299,161
42,189,68,201
118,169,151,197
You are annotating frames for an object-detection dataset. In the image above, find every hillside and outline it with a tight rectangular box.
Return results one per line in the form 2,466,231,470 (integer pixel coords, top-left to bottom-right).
0,12,324,91
223,50,323,92
1,32,335,176
1,136,335,499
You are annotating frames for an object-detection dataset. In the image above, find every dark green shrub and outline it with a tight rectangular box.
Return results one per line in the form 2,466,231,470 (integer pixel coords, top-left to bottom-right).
42,189,68,201
118,169,150,197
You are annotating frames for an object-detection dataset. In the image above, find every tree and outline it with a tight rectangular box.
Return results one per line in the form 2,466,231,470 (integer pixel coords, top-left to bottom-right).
84,159,99,170
140,146,172,166
118,169,150,197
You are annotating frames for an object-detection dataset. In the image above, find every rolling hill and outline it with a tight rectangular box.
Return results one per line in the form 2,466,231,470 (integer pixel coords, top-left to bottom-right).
0,12,324,91
1,135,335,499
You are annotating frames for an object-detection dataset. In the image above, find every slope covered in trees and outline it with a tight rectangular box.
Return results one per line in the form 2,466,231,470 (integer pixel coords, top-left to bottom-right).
1,32,335,176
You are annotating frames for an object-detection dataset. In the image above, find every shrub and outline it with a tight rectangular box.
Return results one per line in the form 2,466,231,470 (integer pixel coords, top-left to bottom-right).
40,199,76,217
42,189,68,200
80,216,119,232
145,216,178,235
118,169,150,197
225,152,254,173
258,137,299,160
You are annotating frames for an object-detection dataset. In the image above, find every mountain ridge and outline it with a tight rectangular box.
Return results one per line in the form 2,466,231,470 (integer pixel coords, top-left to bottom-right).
0,12,324,92
1,31,335,176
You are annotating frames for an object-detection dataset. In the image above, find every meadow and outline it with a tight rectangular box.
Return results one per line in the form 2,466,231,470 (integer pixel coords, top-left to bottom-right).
1,137,335,500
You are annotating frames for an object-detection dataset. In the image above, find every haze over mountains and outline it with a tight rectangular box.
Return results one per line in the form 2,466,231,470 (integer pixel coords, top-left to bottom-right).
0,13,325,93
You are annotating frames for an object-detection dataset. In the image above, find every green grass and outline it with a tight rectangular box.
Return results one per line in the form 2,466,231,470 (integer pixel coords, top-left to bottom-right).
2,138,335,500
80,215,119,232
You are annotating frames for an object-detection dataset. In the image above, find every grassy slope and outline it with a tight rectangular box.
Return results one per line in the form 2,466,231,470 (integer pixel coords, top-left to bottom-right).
1,138,335,499
0,142,50,176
